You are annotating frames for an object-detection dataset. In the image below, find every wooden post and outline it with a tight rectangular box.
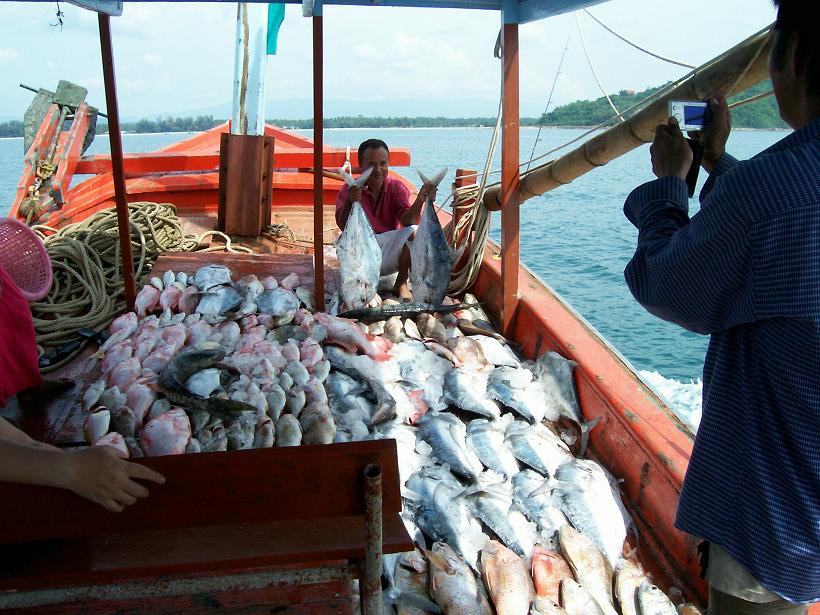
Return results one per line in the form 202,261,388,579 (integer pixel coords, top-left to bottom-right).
98,13,136,311
312,10,325,312
217,133,274,237
500,17,520,335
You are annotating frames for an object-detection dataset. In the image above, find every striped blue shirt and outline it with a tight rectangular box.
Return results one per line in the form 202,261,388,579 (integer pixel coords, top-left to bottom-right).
623,118,820,604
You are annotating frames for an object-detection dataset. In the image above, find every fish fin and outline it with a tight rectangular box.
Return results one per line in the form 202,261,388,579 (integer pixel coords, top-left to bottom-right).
416,167,448,188
339,165,373,188
578,415,603,456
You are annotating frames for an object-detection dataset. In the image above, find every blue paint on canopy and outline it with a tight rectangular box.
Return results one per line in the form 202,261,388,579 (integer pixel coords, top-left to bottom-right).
68,0,610,25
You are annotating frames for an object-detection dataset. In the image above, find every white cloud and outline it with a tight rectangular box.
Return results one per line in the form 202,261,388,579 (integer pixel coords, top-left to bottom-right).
0,48,20,63
143,53,162,66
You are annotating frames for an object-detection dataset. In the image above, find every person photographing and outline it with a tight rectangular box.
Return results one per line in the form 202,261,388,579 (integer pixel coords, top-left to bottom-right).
623,0,819,612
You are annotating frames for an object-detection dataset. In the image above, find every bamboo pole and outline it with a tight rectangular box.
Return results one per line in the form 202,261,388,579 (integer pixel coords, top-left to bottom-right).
483,25,774,210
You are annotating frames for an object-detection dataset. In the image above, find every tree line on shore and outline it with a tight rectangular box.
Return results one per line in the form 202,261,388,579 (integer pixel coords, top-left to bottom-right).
0,80,785,138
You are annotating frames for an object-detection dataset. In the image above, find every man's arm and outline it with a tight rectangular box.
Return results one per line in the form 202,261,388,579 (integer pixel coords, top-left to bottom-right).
624,118,756,335
0,436,165,513
399,184,436,227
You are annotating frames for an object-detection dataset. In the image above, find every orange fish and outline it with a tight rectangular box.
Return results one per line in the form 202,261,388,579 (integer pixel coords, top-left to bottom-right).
531,545,574,605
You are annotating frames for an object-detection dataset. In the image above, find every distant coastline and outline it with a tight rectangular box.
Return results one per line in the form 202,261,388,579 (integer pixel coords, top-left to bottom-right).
0,79,786,138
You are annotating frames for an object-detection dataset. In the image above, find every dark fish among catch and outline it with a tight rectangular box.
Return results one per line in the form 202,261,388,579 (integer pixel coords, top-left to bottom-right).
159,343,256,419
338,302,478,323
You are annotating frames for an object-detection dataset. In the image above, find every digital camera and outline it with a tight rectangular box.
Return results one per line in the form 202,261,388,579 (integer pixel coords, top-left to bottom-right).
668,100,708,131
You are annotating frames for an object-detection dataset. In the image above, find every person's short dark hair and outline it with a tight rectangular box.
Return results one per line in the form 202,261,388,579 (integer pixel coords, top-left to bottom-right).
358,139,389,167
771,0,819,97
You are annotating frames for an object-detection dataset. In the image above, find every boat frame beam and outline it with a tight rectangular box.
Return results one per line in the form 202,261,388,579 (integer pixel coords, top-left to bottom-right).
500,4,520,334
98,12,136,310
313,4,325,311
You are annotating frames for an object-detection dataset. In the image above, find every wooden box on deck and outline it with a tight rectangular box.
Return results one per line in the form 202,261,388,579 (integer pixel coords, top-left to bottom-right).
217,133,274,237
0,440,412,612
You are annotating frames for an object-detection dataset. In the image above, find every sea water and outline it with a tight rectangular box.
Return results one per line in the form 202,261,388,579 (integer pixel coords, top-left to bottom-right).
0,127,786,432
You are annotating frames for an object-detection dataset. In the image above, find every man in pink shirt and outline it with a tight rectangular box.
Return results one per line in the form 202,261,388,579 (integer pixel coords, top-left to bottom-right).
336,139,437,300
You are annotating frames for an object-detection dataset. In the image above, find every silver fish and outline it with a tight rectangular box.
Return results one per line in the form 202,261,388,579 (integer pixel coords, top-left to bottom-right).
196,286,243,318
193,264,233,291
548,458,627,567
184,368,223,398
557,525,617,615
511,469,568,543
199,419,228,452
532,350,600,455
226,412,256,450
504,420,573,477
443,369,501,419
426,541,492,615
410,168,452,305
254,417,275,448
257,288,300,323
561,578,606,615
487,366,546,423
265,384,287,421
463,480,538,557
465,415,519,478
325,346,397,425
336,166,380,309
416,412,483,483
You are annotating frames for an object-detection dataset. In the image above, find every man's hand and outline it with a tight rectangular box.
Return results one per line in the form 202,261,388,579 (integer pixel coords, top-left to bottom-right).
650,117,692,181
689,96,731,172
418,183,437,203
346,185,362,204
63,446,165,513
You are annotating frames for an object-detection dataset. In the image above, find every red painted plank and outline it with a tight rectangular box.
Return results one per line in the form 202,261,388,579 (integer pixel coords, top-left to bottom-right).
0,440,403,545
74,148,412,176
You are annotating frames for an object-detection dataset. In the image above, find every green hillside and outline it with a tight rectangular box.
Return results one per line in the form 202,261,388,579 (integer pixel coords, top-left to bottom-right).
540,80,787,129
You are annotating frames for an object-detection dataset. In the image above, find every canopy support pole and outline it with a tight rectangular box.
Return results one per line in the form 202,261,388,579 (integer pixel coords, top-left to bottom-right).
312,10,325,312
98,13,136,311
500,17,520,334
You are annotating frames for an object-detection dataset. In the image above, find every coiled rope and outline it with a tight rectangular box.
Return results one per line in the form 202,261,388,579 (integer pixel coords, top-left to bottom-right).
30,201,252,371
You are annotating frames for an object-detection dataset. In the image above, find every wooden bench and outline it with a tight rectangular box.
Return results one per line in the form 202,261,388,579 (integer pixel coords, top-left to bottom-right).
0,440,412,613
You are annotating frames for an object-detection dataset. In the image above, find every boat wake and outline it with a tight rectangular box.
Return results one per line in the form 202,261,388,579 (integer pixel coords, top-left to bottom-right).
638,370,702,434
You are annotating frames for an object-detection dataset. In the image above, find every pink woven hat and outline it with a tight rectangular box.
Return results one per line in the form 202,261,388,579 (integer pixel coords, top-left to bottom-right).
0,217,53,302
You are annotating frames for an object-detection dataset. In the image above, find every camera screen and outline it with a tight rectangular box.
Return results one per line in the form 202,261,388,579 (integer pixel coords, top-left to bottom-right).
683,105,706,127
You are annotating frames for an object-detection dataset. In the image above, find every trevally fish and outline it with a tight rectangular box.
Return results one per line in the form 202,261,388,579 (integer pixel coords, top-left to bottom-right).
465,415,519,478
545,458,627,567
416,412,483,483
193,264,232,291
511,469,569,541
486,366,547,423
504,420,573,477
336,166,380,309
463,480,538,558
414,483,488,571
532,350,600,455
410,168,452,306
444,370,501,419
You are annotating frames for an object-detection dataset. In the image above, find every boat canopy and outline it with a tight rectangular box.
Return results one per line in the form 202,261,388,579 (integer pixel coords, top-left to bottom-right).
68,0,610,24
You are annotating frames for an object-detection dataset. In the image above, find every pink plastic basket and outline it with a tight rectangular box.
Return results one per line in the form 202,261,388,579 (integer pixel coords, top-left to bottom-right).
0,218,53,302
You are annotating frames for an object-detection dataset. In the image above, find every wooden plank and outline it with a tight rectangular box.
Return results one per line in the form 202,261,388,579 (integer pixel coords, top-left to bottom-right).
150,252,314,286
75,148,412,175
0,440,403,544
218,133,275,237
0,514,411,590
50,103,92,206
12,104,61,215
500,22,520,335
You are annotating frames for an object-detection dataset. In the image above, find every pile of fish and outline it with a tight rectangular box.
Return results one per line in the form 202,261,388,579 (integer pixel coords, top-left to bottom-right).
80,263,696,615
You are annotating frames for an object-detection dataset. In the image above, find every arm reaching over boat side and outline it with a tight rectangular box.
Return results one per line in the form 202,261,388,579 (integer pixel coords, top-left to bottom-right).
0,420,165,513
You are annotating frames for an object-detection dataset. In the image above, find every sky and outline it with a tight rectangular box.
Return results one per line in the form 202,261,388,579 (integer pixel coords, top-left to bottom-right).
0,0,777,121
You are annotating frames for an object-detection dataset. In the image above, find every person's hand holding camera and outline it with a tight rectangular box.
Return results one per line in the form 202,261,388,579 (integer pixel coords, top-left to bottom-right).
689,96,731,173
650,117,692,181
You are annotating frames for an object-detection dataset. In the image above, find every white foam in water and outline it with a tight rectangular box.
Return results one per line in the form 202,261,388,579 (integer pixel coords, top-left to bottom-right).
638,370,703,434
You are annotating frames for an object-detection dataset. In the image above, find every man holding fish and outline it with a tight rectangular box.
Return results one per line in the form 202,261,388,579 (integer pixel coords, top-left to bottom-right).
336,138,438,300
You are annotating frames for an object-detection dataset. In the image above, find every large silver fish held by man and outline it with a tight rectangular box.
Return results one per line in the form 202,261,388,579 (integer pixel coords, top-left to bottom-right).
336,166,380,309
410,168,452,305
